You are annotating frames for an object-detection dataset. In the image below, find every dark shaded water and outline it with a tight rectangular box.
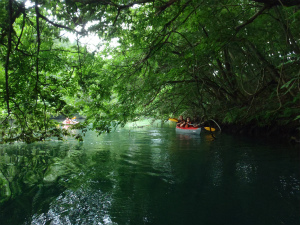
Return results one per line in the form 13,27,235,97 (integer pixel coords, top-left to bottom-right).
0,123,300,225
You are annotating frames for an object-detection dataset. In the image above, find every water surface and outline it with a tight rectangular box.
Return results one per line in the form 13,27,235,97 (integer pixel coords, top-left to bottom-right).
0,123,299,225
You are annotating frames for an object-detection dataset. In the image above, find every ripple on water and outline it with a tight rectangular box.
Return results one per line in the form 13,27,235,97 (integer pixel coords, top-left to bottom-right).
1,128,299,225
30,185,117,225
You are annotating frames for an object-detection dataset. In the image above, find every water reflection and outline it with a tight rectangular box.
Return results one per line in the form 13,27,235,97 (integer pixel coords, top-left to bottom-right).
203,134,215,142
0,128,299,225
176,134,195,140
0,141,77,202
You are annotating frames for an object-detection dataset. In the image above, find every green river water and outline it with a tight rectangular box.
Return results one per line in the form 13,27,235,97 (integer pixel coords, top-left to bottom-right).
0,121,299,225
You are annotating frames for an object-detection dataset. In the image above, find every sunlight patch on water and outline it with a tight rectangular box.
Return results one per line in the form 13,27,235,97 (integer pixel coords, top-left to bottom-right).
235,151,258,184
277,175,300,198
211,152,223,187
30,185,116,225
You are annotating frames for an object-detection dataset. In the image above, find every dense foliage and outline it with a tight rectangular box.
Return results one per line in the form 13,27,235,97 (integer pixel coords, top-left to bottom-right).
1,0,300,142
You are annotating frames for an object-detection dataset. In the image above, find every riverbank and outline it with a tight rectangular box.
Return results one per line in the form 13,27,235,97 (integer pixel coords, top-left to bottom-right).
220,122,300,144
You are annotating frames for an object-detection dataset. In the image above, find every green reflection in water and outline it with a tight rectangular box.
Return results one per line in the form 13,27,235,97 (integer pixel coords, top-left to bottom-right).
0,124,300,225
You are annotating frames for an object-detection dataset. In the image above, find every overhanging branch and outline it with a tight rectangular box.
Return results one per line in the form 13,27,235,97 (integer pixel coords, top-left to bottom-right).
36,10,84,34
251,0,300,7
235,5,271,31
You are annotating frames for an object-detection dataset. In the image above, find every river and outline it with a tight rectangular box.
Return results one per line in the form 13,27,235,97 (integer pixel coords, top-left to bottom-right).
0,121,299,225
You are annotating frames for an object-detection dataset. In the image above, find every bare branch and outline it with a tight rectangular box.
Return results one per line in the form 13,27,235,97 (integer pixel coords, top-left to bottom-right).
251,0,300,7
235,5,271,31
156,0,179,15
36,10,84,34
72,0,152,9
113,9,121,26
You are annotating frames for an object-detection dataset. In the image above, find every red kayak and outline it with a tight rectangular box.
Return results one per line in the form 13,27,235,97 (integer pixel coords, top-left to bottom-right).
176,126,201,135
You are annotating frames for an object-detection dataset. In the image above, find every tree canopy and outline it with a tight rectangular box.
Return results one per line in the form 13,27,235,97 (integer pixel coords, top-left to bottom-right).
1,0,300,143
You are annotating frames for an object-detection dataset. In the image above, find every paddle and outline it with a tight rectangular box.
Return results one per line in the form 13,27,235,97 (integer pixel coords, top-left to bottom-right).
203,127,216,132
168,118,216,132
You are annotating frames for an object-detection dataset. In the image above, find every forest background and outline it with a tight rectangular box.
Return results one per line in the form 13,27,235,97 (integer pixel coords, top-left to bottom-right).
0,0,300,143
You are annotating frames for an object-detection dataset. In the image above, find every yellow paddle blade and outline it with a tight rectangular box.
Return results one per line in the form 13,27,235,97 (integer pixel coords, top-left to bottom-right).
72,117,76,119
204,127,216,132
169,118,178,122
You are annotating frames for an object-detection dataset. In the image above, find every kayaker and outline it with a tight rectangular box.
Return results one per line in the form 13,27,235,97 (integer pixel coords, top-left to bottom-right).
65,118,71,124
179,117,192,128
184,117,192,128
178,115,184,122
177,115,185,127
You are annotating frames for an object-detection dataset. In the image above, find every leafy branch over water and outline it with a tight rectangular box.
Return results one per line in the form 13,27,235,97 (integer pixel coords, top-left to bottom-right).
1,0,300,142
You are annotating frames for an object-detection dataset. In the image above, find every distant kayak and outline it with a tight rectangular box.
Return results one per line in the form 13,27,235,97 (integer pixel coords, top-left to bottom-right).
176,126,201,135
62,120,79,125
